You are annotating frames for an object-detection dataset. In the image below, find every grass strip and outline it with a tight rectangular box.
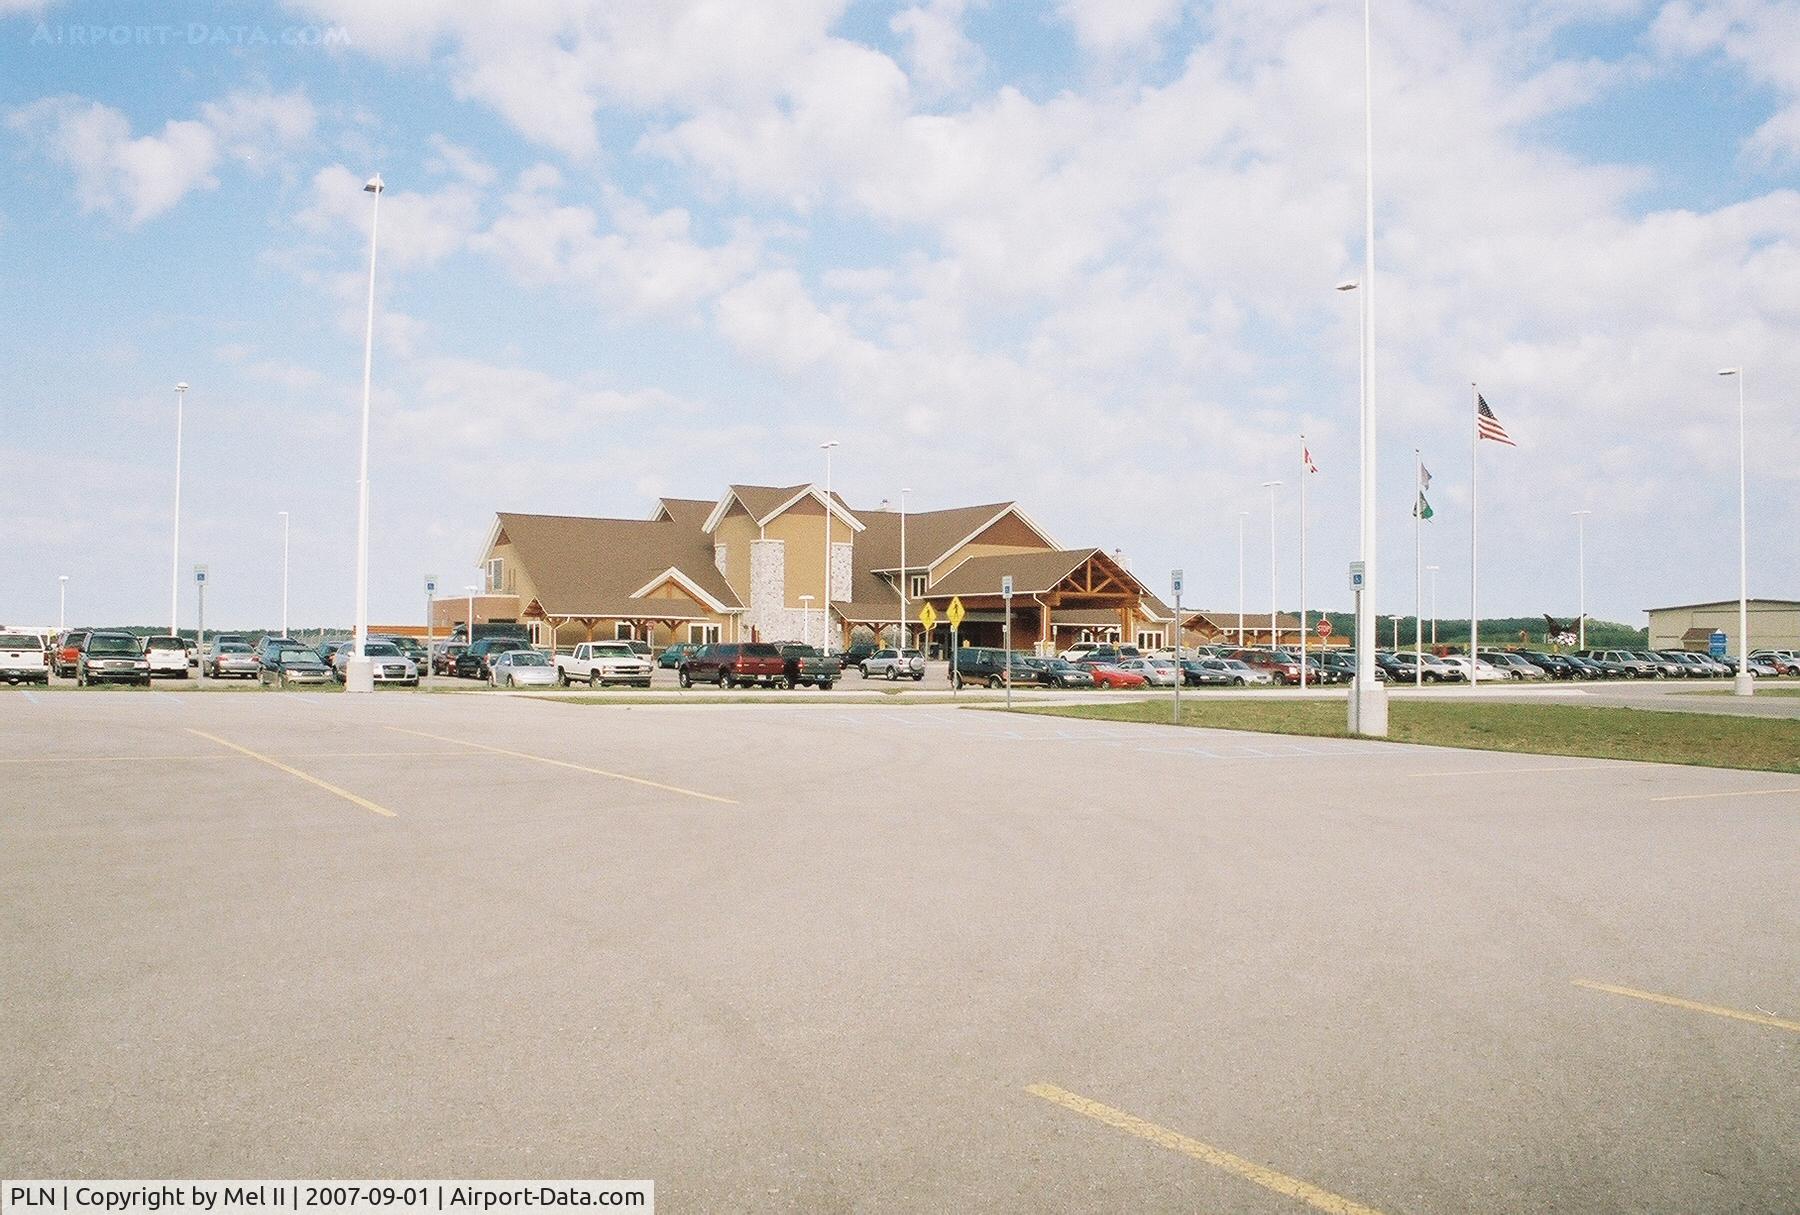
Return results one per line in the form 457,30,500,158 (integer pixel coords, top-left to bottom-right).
1017,698,1800,774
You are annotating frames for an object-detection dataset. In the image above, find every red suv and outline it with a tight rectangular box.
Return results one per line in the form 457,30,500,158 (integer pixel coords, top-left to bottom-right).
1224,648,1306,684
678,643,787,688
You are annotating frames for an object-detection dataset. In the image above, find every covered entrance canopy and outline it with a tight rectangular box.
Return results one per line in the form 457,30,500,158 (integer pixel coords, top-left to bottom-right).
915,548,1161,651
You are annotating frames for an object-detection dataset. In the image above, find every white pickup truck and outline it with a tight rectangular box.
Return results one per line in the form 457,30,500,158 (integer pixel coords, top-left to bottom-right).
0,631,50,685
554,641,655,688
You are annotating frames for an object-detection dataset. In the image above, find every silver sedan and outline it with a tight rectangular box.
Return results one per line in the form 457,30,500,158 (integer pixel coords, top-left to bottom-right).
490,649,560,688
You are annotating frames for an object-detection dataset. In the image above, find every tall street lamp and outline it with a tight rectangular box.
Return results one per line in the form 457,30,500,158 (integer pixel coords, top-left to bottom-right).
1571,510,1591,650
820,440,839,654
464,583,480,645
347,172,384,695
58,574,69,633
169,382,188,638
279,511,291,638
1236,510,1249,647
899,487,911,648
1719,367,1752,696
1261,480,1283,650
799,595,814,647
1347,0,1387,735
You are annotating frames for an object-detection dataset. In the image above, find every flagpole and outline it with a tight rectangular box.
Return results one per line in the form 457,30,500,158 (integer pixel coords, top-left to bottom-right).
1470,382,1479,688
1415,447,1423,690
1299,434,1308,689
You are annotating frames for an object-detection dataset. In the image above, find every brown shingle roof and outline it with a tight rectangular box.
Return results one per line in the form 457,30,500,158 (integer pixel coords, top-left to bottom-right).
853,502,1022,570
495,511,741,618
925,549,1100,597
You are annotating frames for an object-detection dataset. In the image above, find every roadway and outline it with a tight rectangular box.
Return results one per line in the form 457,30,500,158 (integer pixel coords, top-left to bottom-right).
2,690,1795,1210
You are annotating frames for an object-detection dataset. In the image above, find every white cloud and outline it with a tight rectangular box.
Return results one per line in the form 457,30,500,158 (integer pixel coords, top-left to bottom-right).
297,164,483,269
1057,0,1184,56
891,0,984,96
475,171,762,316
1650,0,1800,162
5,88,314,225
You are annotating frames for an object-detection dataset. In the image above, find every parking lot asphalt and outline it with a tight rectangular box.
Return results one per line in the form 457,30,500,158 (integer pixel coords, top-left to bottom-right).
3,691,1796,1211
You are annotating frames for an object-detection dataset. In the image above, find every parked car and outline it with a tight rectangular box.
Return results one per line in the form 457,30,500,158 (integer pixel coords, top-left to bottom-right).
1206,657,1272,686
258,646,334,688
0,631,50,685
776,643,841,689
1032,658,1097,688
1177,658,1229,686
953,646,1019,689
1654,650,1712,678
555,641,654,688
76,631,150,687
1439,653,1505,681
861,648,925,680
1085,661,1149,689
490,649,560,688
431,642,467,676
1722,655,1779,678
316,639,352,669
1318,651,1382,683
372,635,431,671
455,637,532,679
141,634,192,679
1223,648,1306,685
1391,651,1466,682
840,640,878,670
679,642,787,687
1060,642,1123,664
333,641,420,685
1575,649,1657,678
52,629,90,678
1478,651,1549,680
1116,657,1178,687
657,642,701,669
207,643,261,679
1749,649,1800,676
1516,650,1578,680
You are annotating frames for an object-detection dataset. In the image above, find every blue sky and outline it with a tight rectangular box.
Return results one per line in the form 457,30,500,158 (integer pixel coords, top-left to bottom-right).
2,0,1796,631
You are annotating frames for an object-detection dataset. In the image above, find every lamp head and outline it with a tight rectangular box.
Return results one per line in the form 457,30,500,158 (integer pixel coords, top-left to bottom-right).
820,440,839,451
175,381,188,392
1335,280,1359,292
1717,367,1739,377
364,174,384,194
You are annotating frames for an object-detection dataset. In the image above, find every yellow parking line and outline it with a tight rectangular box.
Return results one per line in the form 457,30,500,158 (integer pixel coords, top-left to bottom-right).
1026,1082,1385,1215
1649,786,1800,803
185,729,396,818
1573,980,1800,1033
385,726,738,805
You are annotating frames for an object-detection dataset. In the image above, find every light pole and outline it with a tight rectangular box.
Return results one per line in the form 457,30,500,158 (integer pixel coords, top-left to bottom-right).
1426,564,1439,646
1236,510,1249,647
1261,480,1283,651
1719,367,1752,696
799,594,814,646
1347,0,1386,735
899,487,911,648
278,511,290,637
347,172,384,695
169,382,187,638
464,583,480,645
820,440,839,654
1571,510,1591,650
58,574,68,633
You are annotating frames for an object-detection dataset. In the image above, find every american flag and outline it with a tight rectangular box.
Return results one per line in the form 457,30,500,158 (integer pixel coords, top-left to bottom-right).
1303,445,1318,474
1477,395,1515,446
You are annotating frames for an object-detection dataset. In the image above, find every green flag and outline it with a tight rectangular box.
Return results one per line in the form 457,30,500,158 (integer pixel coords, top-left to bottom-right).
1414,492,1434,521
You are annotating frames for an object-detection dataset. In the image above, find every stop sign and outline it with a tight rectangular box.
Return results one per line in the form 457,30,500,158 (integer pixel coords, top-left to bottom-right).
1317,619,1333,638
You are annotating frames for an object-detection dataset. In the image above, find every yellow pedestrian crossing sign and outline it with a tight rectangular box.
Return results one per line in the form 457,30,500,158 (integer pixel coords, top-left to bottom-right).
917,603,938,631
947,597,965,629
